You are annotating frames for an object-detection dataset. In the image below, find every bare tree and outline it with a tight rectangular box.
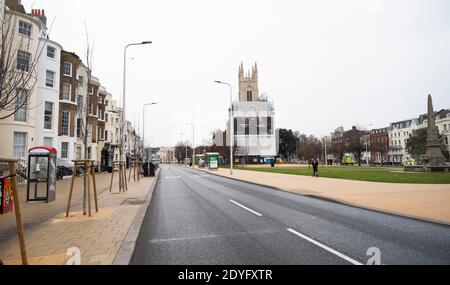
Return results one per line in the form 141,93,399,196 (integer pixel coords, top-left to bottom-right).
75,24,95,215
0,3,47,119
175,141,192,164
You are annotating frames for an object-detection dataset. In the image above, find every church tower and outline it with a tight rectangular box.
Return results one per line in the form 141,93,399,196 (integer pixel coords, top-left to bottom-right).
238,62,259,102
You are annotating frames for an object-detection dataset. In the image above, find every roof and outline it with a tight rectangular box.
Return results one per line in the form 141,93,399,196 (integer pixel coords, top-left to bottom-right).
29,146,57,155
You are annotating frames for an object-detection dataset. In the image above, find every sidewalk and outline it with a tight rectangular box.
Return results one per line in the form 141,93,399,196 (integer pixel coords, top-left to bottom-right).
197,168,450,225
0,171,158,265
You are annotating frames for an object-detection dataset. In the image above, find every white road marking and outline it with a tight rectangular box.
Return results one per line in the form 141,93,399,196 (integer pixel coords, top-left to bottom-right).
230,199,263,217
287,228,362,265
165,176,181,179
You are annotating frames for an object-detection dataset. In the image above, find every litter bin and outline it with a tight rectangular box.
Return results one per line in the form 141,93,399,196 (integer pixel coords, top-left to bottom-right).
27,146,57,203
143,161,157,177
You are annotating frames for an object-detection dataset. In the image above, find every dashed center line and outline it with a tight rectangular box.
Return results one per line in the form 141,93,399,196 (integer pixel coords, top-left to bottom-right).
230,199,263,217
287,228,362,265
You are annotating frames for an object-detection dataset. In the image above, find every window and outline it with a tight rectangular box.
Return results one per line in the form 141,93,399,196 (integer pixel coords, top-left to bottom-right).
267,117,273,135
13,132,27,158
89,86,94,95
246,90,252,101
76,146,82,160
18,21,32,37
99,127,104,140
445,136,449,145
76,118,82,138
77,95,83,110
17,50,31,72
44,102,53,129
63,62,72,76
78,76,84,86
61,142,69,159
46,70,55,87
14,89,28,122
43,137,53,147
62,83,71,100
47,46,56,59
245,118,250,135
105,113,108,123
105,130,108,141
61,111,70,136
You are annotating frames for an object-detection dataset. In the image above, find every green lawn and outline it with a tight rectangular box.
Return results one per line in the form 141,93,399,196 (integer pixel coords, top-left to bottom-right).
228,166,450,184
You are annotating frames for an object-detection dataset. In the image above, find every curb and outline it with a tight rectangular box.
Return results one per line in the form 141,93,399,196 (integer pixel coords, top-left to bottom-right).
191,167,450,227
112,169,160,265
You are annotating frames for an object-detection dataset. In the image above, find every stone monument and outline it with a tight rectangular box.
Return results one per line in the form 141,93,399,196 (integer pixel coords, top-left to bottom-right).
405,95,450,172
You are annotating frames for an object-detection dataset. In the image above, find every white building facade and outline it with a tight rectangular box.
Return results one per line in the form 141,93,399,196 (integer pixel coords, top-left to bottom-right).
34,38,62,149
0,4,42,159
229,63,277,164
388,119,421,163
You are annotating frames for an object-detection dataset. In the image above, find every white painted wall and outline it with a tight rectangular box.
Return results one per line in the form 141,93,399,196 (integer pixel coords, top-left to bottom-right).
0,10,42,158
35,38,62,149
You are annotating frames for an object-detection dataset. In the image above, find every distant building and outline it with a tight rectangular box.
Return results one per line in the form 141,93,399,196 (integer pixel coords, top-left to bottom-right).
330,126,370,164
228,63,277,164
370,127,389,164
160,147,177,164
388,119,421,163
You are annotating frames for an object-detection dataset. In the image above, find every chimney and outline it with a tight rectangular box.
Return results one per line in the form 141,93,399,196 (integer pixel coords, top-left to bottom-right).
31,8,47,26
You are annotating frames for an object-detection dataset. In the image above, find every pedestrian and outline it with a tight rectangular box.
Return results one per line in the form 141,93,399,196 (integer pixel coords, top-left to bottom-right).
312,159,316,177
313,159,319,177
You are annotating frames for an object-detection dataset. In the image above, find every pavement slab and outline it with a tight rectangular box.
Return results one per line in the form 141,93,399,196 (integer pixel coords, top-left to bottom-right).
0,171,159,265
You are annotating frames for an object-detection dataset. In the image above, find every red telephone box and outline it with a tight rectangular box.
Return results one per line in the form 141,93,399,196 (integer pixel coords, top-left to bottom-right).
27,146,57,203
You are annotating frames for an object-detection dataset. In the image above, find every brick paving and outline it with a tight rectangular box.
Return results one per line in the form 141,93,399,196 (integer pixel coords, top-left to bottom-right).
0,172,157,265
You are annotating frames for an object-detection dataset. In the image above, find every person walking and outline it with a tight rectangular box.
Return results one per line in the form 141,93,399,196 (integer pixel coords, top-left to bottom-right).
313,158,319,177
312,159,316,177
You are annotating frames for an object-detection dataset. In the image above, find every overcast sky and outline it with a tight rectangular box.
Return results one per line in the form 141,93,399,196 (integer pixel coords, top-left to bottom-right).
22,0,450,147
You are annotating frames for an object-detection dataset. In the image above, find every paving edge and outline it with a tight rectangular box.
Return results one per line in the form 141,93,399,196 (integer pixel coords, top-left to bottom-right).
191,167,450,227
112,169,161,265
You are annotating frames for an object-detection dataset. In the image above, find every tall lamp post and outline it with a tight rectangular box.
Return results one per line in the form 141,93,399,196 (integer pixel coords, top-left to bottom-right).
186,122,195,167
143,102,158,160
121,41,152,161
214,81,233,175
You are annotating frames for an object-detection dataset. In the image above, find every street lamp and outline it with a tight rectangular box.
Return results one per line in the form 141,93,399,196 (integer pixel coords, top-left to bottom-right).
214,81,234,175
143,102,158,160
186,122,195,167
121,41,152,161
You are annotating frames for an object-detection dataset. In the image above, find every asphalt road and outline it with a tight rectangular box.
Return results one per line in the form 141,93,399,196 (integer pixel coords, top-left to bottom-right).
132,165,450,265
